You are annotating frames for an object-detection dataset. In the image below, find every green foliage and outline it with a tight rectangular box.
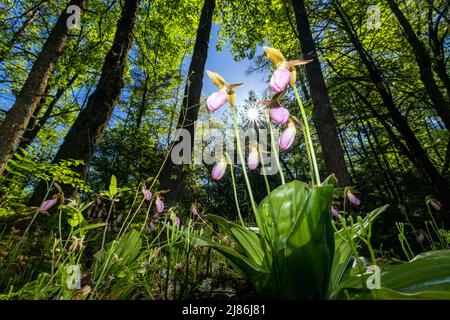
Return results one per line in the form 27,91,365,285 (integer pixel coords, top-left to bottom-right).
332,250,450,300
197,180,336,299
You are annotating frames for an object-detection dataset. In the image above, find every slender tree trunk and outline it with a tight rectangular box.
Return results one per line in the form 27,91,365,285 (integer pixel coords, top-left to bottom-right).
387,0,450,130
159,0,216,205
427,0,450,101
0,0,87,178
291,0,352,187
29,0,139,204
136,74,149,128
334,1,450,209
17,75,78,151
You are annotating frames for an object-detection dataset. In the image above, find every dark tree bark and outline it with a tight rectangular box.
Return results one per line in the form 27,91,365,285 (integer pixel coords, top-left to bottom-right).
17,74,78,151
0,0,87,178
29,0,139,204
427,0,450,102
334,1,450,210
387,0,450,130
291,0,352,187
136,75,149,128
159,0,216,205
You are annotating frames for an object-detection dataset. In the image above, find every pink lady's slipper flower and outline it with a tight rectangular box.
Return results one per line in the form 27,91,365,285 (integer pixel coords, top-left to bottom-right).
269,104,290,125
416,233,425,245
206,70,242,112
247,146,260,170
212,155,227,180
39,197,57,213
142,186,152,202
429,198,442,211
269,67,291,93
278,121,297,151
156,196,164,213
191,204,202,219
347,191,361,206
206,91,228,112
331,207,340,218
264,47,312,93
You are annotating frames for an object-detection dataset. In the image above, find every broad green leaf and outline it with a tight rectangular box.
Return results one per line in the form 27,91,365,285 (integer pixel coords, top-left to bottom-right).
281,184,335,299
72,223,107,236
195,236,268,285
206,214,266,267
331,250,450,299
93,230,142,279
256,180,309,252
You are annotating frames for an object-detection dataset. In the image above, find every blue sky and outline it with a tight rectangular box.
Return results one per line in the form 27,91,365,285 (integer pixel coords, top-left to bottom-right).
199,24,267,107
1,23,268,124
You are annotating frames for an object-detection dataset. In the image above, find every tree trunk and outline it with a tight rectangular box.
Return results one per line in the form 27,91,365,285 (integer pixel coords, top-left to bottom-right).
29,0,139,205
0,0,87,178
387,0,450,130
291,0,352,187
136,74,149,128
334,1,450,209
427,1,450,102
159,0,216,205
17,74,78,151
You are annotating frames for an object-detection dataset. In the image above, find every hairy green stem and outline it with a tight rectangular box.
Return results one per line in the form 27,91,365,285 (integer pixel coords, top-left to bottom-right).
293,85,320,185
231,106,258,217
229,161,245,227
265,110,285,185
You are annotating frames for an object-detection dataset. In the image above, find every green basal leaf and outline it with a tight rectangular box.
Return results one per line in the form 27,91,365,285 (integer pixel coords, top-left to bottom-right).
256,180,309,253
72,223,107,236
195,236,268,285
331,250,450,299
206,214,267,267
281,184,335,299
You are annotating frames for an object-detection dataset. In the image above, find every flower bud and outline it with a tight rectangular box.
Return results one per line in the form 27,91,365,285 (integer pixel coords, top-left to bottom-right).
212,156,227,180
269,104,290,125
416,233,425,245
331,207,340,218
269,67,291,93
142,187,152,202
247,146,260,170
206,91,228,112
430,199,442,211
39,198,57,213
156,196,164,213
278,121,296,151
347,191,361,206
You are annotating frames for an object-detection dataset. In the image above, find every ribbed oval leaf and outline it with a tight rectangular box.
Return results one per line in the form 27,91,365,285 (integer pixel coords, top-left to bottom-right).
281,184,335,299
256,180,309,252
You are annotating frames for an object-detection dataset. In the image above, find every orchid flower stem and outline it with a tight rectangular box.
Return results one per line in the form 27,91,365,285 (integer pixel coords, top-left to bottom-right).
293,85,320,186
300,122,314,184
260,153,271,194
265,110,285,185
231,105,258,218
229,162,245,227
140,199,154,234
